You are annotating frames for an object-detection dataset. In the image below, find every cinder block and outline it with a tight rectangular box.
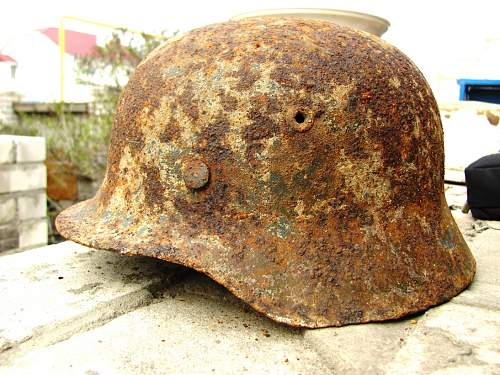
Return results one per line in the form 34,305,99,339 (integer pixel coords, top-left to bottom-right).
0,241,182,353
0,135,46,164
0,197,16,224
17,191,46,220
0,237,19,252
14,136,46,163
0,163,46,193
0,223,19,239
0,136,16,164
18,218,48,248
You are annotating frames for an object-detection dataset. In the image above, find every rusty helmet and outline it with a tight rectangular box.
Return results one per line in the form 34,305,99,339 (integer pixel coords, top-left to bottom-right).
56,17,475,328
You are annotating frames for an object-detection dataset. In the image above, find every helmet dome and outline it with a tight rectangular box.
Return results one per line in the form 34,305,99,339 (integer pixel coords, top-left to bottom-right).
57,17,475,328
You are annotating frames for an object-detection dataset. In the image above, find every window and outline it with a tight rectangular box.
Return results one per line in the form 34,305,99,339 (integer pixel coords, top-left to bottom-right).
10,64,16,79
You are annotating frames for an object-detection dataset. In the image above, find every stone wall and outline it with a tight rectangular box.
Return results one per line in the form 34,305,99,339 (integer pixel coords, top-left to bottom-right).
0,135,47,253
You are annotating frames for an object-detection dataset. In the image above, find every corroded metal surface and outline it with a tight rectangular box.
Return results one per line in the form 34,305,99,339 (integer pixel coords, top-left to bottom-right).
181,158,210,189
56,18,476,328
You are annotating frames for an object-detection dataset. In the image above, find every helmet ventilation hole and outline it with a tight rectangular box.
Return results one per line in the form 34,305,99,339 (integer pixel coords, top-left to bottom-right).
294,111,306,124
288,108,314,132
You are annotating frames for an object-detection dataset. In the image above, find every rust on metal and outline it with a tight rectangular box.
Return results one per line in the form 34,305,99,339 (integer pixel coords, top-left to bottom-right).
182,158,210,189
56,17,476,328
287,107,316,132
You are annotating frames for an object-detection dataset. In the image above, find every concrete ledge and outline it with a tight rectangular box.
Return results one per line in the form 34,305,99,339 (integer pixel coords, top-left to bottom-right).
304,319,416,374
1,273,330,374
383,303,500,375
0,194,499,374
0,241,184,363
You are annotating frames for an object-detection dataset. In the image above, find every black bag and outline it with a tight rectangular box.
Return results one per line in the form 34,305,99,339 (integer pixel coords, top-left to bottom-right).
465,153,500,220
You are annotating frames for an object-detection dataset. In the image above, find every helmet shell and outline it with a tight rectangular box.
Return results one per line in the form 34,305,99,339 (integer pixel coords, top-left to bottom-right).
57,17,475,328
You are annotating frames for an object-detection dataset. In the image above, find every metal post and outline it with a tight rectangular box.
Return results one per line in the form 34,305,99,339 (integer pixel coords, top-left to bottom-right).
59,18,65,103
57,16,167,104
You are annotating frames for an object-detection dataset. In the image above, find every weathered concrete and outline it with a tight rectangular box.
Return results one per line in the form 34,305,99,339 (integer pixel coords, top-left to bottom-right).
0,163,46,194
305,209,500,374
444,184,468,209
17,190,46,220
0,241,184,362
17,218,47,249
0,187,499,374
0,196,16,224
0,135,48,252
304,319,418,374
0,135,46,165
383,303,500,375
1,273,331,374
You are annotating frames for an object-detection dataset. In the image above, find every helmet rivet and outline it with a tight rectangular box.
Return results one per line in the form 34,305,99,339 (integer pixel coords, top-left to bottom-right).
182,159,210,189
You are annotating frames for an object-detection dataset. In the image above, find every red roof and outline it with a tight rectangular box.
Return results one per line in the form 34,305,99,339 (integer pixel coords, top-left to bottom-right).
0,53,15,62
40,27,96,56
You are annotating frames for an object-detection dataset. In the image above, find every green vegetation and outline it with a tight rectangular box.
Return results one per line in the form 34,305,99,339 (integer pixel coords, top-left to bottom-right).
0,30,170,243
0,111,110,180
0,30,169,180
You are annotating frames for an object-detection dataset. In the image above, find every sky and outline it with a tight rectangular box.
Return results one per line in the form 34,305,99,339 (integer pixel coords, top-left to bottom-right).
1,0,499,100
1,1,499,48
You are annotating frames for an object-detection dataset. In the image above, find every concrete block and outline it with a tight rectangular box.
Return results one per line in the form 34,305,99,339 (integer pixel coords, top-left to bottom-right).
0,197,16,224
0,136,15,164
451,210,475,234
444,168,465,184
17,191,46,220
1,272,329,375
384,303,500,374
0,242,184,361
0,223,18,239
0,237,18,253
451,282,500,313
14,136,46,163
0,184,499,374
0,163,46,193
452,211,500,284
18,218,47,248
445,183,467,208
422,303,500,350
467,227,500,286
304,320,417,374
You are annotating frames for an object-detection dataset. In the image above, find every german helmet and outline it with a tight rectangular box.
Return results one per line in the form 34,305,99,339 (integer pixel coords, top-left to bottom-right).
57,17,476,328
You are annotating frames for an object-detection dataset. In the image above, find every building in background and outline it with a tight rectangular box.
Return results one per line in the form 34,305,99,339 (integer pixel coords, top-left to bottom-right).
0,54,20,124
1,5,499,116
0,53,17,91
0,27,96,104
0,27,97,124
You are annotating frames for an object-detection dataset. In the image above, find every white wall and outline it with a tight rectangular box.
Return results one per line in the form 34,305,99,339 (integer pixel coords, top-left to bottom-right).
1,31,93,103
0,1,499,104
0,62,17,92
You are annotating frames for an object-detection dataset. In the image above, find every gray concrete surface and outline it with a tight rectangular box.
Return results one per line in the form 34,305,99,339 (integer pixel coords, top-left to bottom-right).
0,186,499,374
0,242,183,361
